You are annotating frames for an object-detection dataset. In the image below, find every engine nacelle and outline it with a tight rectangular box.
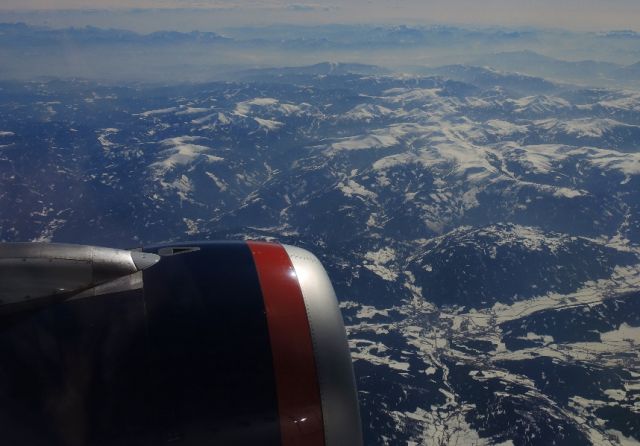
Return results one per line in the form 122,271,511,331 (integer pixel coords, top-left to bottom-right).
0,241,362,446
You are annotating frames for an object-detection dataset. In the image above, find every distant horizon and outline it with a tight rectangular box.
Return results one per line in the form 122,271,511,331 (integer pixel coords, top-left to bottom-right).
1,18,632,32
0,2,640,33
2,19,640,37
1,8,639,83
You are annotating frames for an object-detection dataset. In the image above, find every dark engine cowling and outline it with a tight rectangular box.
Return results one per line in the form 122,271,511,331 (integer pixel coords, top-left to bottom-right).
0,241,362,446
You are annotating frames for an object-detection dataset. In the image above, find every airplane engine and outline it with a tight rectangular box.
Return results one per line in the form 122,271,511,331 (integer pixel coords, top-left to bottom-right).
0,241,362,446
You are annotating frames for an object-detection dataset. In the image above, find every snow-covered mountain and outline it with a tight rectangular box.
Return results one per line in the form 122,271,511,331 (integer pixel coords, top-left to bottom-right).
1,67,639,445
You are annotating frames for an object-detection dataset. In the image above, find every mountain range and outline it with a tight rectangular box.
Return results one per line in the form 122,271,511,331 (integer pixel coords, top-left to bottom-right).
1,63,639,444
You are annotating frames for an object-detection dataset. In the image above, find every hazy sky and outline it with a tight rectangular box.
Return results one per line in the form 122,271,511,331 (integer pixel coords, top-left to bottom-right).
2,0,640,31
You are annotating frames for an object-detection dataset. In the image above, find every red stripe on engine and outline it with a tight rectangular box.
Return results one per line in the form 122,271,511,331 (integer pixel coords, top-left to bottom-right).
247,241,325,446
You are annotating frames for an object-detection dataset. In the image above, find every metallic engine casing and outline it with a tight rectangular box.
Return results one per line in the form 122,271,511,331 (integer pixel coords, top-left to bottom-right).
0,242,159,305
284,245,363,446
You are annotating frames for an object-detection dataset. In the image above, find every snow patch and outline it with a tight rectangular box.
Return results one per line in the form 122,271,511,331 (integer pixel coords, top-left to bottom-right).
175,107,209,115
151,136,223,174
486,119,528,136
601,323,640,343
254,117,283,131
328,132,398,152
338,179,377,200
363,248,398,281
205,172,228,191
139,107,178,117
553,187,584,198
